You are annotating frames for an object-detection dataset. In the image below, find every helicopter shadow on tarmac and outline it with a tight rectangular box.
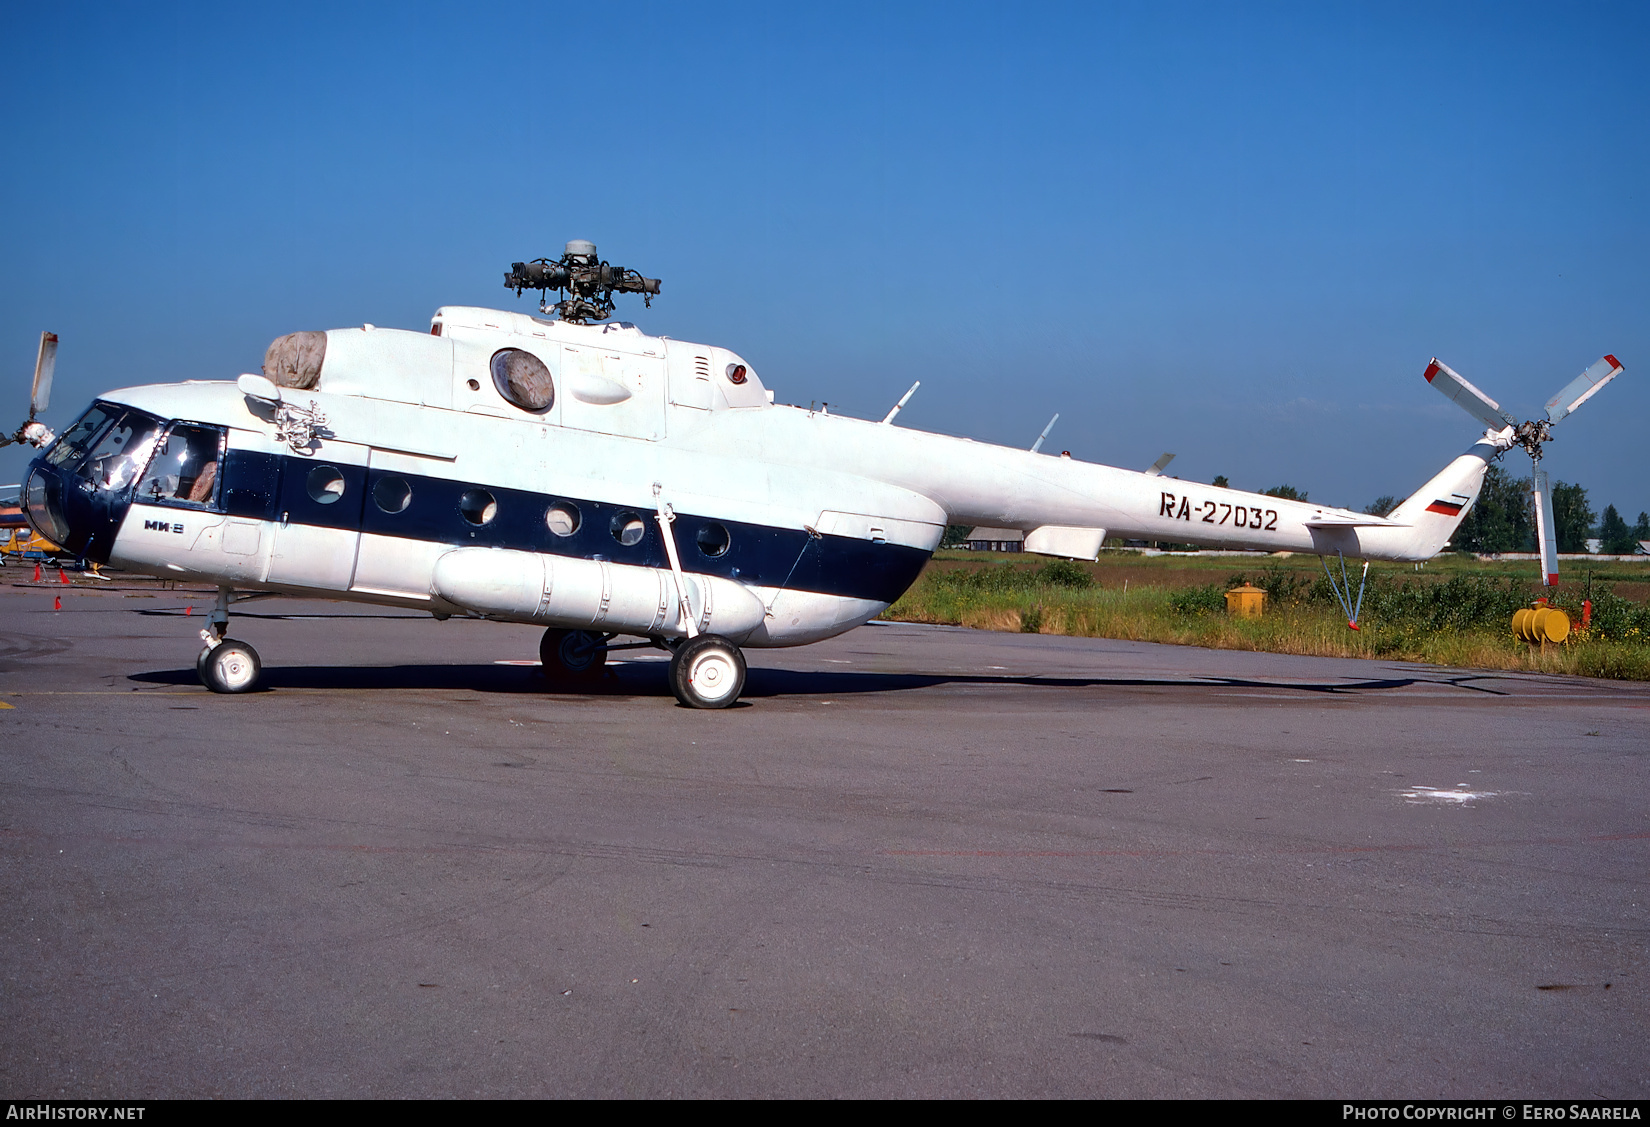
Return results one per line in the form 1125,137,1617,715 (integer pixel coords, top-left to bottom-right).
126,661,1512,700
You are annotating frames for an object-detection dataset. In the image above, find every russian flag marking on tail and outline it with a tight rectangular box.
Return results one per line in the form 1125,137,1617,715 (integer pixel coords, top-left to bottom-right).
1425,500,1464,516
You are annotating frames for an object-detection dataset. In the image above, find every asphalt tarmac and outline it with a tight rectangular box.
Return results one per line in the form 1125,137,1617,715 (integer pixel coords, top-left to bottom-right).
1,579,1646,1098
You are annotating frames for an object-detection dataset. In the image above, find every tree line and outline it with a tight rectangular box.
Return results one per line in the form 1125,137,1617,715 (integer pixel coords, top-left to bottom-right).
1448,465,1648,555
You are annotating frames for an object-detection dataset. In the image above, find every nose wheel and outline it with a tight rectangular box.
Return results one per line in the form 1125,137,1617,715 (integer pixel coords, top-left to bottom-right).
194,585,262,694
668,634,746,709
198,639,262,694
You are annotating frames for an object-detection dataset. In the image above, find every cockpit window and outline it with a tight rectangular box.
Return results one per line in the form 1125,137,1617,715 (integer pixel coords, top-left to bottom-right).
45,403,120,469
135,423,225,508
80,410,163,493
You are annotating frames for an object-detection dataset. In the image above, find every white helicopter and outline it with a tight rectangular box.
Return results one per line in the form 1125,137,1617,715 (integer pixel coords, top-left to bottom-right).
5,241,1624,707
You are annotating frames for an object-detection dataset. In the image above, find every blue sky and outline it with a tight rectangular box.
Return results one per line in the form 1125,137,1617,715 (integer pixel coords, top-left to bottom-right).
4,1,1646,518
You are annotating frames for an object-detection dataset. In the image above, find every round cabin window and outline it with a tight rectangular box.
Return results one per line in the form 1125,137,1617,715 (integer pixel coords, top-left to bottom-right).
459,488,498,526
545,502,580,537
610,511,646,547
696,522,731,558
373,476,412,514
490,348,554,412
306,466,346,504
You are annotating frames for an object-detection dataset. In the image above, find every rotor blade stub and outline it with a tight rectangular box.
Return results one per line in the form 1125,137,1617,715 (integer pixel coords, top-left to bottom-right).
30,332,57,418
1544,355,1623,424
1423,358,1517,432
1533,468,1559,587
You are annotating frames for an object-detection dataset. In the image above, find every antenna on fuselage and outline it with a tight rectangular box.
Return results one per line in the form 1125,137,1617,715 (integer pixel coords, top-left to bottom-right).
1030,413,1060,453
881,381,921,425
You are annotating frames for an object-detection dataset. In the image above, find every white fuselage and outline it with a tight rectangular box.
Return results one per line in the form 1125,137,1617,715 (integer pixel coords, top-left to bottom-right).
38,305,1486,649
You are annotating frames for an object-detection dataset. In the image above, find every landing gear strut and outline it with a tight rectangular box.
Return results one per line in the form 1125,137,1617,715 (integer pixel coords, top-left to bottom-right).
196,586,262,693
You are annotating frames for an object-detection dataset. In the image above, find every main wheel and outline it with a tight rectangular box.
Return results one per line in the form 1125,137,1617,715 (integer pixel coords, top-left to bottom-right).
540,628,608,686
201,640,261,694
668,634,746,709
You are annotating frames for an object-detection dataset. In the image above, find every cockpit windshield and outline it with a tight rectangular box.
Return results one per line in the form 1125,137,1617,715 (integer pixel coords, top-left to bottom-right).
45,402,121,469
71,407,164,493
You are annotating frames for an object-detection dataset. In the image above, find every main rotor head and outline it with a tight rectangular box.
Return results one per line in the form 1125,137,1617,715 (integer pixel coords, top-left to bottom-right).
504,241,661,325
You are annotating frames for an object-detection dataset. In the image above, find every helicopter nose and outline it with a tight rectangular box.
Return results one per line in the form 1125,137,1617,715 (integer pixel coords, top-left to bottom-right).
22,464,72,546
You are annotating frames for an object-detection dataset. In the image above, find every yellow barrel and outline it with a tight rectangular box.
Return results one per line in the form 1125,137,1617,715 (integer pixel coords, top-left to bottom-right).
1536,607,1570,642
1514,606,1571,643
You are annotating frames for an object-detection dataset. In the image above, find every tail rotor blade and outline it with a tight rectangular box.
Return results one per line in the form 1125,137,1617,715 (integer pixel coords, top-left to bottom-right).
1423,358,1517,432
30,332,58,418
1544,354,1622,424
1533,468,1559,587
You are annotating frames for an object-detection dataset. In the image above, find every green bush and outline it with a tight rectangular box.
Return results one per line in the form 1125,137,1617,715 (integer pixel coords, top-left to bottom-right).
1168,583,1228,616
1036,560,1094,588
929,560,1095,595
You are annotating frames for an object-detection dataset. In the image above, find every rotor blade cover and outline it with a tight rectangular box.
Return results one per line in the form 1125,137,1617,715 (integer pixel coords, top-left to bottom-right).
1533,468,1559,587
30,332,57,416
1423,359,1517,431
1544,355,1623,424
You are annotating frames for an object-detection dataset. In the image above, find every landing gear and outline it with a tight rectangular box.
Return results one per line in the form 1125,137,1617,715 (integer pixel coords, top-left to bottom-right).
199,639,261,694
668,634,746,709
540,627,609,687
195,585,263,693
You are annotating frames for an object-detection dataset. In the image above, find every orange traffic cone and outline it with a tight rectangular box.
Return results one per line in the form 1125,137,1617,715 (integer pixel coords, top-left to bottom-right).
53,595,61,611
58,568,69,585
184,606,192,616
32,563,41,582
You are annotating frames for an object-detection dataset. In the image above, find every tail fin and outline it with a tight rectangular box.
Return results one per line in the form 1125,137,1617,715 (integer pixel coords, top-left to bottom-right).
1381,439,1499,559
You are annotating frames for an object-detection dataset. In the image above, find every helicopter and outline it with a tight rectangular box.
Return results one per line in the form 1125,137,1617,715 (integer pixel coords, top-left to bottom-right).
4,241,1624,707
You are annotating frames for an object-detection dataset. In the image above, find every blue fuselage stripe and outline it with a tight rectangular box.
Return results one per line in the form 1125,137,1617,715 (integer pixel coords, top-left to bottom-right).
215,450,929,604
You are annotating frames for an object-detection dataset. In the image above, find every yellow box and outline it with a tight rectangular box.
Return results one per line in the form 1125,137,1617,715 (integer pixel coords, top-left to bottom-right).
1225,583,1266,618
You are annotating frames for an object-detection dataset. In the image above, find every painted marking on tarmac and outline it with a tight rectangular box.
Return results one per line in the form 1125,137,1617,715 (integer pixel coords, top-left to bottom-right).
1400,785,1498,804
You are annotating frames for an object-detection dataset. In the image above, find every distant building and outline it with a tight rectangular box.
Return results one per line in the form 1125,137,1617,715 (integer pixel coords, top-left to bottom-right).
1586,539,1603,555
965,527,1023,552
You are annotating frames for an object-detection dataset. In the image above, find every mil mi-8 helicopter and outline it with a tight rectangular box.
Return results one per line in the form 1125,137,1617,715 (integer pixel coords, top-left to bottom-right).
5,241,1625,707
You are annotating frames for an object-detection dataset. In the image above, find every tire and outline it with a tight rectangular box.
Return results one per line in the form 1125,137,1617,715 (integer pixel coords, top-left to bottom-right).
195,646,212,685
201,640,261,694
668,634,746,709
540,628,607,686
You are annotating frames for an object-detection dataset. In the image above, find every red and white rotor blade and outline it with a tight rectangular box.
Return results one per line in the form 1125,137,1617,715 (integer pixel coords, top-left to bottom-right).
30,332,57,418
1423,358,1517,432
1544,354,1622,424
1532,468,1559,587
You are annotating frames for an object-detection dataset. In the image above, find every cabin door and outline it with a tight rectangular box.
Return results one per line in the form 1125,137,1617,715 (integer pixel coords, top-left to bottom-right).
264,441,370,592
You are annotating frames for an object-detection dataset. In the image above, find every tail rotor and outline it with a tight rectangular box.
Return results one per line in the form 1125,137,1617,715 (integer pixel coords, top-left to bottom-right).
1424,354,1625,586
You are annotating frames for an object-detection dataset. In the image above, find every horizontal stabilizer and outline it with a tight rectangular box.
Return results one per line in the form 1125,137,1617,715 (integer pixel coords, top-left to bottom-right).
1023,525,1106,560
1424,358,1517,432
1143,452,1175,476
1303,513,1405,529
1544,355,1622,424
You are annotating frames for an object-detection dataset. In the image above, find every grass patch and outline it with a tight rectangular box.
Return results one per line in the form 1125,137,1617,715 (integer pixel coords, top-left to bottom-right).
886,553,1650,680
